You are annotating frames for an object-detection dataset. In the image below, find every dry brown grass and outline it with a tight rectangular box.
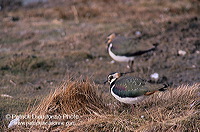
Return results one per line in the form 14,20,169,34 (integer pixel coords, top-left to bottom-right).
8,79,108,131
1,0,200,131
8,80,199,131
31,79,107,116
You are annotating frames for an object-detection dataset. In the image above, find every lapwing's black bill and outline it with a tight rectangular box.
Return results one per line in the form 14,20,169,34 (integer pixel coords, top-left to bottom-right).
105,72,168,113
106,33,158,71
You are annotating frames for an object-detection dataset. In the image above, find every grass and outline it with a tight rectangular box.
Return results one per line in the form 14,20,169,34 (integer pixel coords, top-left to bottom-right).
0,55,55,74
3,80,199,131
0,97,39,131
0,0,200,131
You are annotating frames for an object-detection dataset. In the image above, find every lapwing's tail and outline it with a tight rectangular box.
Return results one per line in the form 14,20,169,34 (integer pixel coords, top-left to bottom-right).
148,43,159,52
159,83,169,91
144,43,159,53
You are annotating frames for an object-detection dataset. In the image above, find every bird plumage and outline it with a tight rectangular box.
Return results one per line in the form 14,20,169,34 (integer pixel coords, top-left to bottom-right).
108,36,156,57
112,76,166,98
106,33,158,71
106,72,167,105
107,33,157,58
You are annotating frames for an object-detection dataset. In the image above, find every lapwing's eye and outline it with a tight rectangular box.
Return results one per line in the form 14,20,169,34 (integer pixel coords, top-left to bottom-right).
109,76,113,81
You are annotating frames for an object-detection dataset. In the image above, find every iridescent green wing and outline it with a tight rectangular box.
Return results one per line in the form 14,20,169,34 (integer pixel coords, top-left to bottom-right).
112,77,149,97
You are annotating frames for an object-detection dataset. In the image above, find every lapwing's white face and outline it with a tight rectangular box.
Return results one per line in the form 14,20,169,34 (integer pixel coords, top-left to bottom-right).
107,73,121,84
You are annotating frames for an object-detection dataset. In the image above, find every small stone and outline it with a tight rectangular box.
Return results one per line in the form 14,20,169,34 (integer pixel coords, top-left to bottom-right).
150,73,159,80
135,31,141,36
196,50,200,54
178,50,186,56
141,115,145,118
8,118,20,128
110,60,115,64
99,57,103,60
61,32,66,36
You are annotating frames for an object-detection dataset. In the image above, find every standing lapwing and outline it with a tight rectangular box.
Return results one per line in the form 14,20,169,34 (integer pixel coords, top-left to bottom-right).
106,33,158,71
104,72,168,113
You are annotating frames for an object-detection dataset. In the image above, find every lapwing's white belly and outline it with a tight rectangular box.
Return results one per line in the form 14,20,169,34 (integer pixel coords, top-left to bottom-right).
111,86,145,104
108,43,135,62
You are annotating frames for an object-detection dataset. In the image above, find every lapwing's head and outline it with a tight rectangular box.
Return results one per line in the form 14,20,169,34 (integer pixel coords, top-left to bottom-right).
107,72,122,84
104,71,134,84
106,33,116,44
106,72,122,84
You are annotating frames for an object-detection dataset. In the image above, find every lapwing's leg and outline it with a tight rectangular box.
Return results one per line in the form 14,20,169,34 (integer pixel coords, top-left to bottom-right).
129,61,134,72
131,104,135,114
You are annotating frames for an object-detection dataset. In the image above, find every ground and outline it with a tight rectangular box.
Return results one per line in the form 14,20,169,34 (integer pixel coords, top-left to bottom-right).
0,0,200,130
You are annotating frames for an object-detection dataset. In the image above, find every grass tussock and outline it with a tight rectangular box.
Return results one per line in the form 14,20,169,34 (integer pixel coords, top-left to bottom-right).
31,79,108,116
10,81,199,131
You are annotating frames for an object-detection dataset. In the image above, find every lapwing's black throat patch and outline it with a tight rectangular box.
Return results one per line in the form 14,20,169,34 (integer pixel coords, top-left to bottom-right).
110,80,116,90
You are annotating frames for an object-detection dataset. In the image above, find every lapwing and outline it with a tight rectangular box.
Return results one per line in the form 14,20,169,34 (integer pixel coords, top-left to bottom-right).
106,33,158,71
104,72,168,113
